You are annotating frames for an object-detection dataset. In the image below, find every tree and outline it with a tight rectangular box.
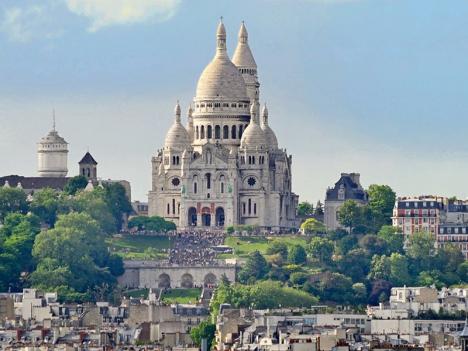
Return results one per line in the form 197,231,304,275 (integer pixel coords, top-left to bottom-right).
63,176,88,195
29,188,60,226
308,237,334,265
434,244,464,274
190,321,216,348
0,213,40,291
337,200,362,233
102,182,132,230
359,235,388,256
238,250,269,283
457,262,468,282
305,272,353,304
377,225,404,254
30,213,117,300
0,187,28,221
352,282,368,304
367,184,396,229
389,253,411,286
300,218,326,235
289,272,309,286
266,241,288,260
297,202,314,217
288,245,307,265
337,248,370,282
368,255,391,281
406,231,435,272
336,235,358,255
128,216,176,232
314,201,324,216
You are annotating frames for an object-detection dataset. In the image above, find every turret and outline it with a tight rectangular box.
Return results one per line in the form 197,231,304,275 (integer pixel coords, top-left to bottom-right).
164,101,190,150
37,113,68,177
232,22,259,104
260,103,278,150
79,151,98,180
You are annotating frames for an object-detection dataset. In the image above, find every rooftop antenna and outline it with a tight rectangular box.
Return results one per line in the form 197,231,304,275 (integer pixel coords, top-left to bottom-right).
52,108,56,131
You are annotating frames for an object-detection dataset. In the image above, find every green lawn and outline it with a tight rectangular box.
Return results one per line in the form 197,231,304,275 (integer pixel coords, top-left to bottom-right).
161,288,202,304
107,234,172,260
223,236,308,258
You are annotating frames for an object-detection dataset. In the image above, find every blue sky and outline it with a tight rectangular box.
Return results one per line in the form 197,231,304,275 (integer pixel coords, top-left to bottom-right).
1,0,468,202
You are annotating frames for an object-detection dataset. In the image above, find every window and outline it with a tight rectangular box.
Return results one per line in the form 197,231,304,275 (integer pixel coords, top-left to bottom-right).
220,175,225,193
248,199,252,214
206,173,211,189
248,177,256,187
231,125,237,139
207,125,212,139
201,126,205,139
239,125,243,138
193,176,198,194
172,178,180,186
167,203,170,215
172,199,176,215
254,203,257,215
243,202,246,214
196,126,199,139
223,125,229,139
215,125,221,139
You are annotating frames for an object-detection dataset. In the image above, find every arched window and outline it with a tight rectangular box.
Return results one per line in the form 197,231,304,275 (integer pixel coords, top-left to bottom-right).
223,125,229,139
207,125,212,139
178,203,180,214
201,125,205,139
87,168,91,177
248,199,252,215
172,199,176,215
243,202,246,214
196,126,199,139
215,125,221,139
252,156,255,164
240,156,245,164
193,175,198,194
220,175,225,193
231,125,237,139
167,203,170,215
254,203,257,215
239,125,243,139
206,173,211,189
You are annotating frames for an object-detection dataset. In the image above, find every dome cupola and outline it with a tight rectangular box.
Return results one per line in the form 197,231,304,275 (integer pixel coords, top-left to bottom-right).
195,20,249,103
240,102,267,149
232,21,257,70
165,101,190,149
260,103,278,150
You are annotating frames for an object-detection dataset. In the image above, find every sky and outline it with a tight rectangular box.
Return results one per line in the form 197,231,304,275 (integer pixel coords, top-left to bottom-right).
1,0,468,203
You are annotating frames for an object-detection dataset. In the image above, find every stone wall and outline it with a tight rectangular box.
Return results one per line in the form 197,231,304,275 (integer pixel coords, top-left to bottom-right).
118,261,236,289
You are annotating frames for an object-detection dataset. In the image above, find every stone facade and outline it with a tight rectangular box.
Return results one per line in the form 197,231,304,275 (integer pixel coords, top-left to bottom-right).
148,21,298,232
324,173,368,231
37,121,68,177
118,261,236,289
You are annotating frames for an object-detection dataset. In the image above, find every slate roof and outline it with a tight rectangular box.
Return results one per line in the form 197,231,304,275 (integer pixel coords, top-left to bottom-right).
79,152,98,165
0,175,70,191
325,173,368,202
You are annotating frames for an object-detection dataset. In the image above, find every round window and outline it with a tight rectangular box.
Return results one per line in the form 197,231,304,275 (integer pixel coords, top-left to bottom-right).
247,177,256,187
172,178,180,186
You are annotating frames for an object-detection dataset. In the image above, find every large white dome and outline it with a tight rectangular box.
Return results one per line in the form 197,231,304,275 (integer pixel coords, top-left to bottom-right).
195,22,249,102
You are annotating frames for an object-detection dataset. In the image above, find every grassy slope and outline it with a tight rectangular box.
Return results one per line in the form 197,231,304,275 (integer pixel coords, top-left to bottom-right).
161,288,202,304
223,236,308,258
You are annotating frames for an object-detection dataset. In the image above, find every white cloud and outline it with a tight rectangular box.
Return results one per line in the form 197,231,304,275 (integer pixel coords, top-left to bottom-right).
65,0,181,32
1,4,61,43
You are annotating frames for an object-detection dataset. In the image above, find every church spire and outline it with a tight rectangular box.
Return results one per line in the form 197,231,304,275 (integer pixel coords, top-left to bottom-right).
216,17,227,54
174,100,181,123
52,108,56,131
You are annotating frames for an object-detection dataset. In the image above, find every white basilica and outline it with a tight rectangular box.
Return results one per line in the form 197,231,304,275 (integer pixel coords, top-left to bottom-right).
148,21,298,231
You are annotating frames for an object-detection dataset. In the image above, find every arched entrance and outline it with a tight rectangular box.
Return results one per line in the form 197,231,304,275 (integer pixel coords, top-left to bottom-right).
216,207,225,227
188,207,197,227
201,207,211,227
181,273,194,288
204,273,217,287
158,273,171,289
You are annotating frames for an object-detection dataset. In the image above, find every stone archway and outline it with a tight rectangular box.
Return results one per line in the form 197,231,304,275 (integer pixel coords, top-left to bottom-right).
181,273,194,288
158,273,171,289
204,273,217,287
201,207,211,227
215,207,225,227
188,207,197,227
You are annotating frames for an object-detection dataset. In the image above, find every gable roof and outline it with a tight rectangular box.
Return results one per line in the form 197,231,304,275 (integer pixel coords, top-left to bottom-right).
79,152,98,165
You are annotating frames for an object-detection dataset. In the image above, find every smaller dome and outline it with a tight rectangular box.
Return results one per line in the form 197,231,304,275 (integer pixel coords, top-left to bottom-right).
241,102,267,149
260,104,278,149
165,102,190,149
39,130,67,145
